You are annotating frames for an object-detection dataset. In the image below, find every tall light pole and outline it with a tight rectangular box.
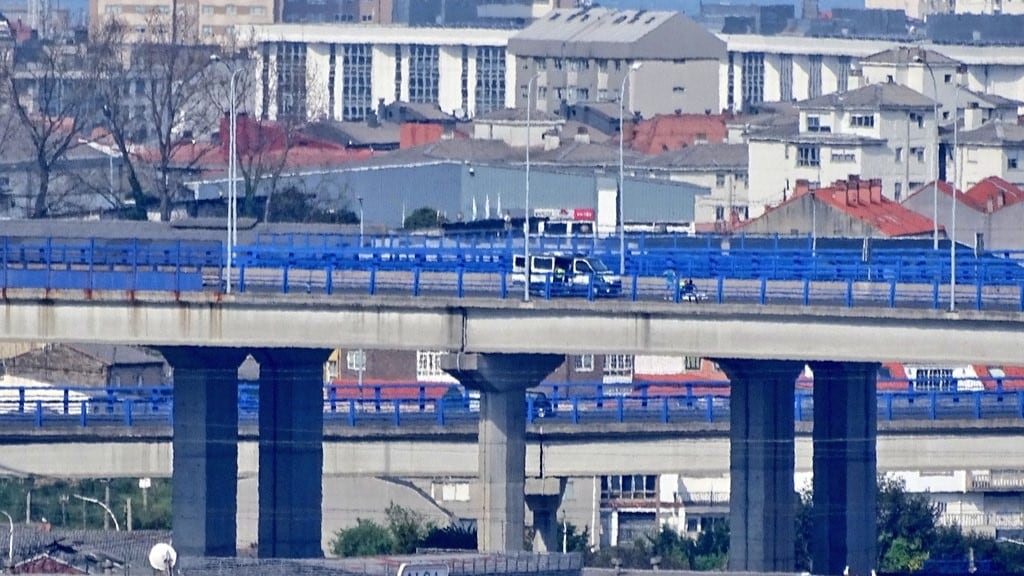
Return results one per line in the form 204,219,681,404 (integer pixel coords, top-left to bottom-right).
950,80,961,311
524,72,541,302
72,495,119,531
619,62,643,275
211,55,243,294
915,51,940,250
357,196,364,246
0,510,12,565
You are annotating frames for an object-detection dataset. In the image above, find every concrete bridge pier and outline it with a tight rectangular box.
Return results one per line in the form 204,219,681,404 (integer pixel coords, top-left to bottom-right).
526,478,567,553
810,361,879,576
718,359,803,573
254,348,332,558
161,347,249,558
442,353,562,552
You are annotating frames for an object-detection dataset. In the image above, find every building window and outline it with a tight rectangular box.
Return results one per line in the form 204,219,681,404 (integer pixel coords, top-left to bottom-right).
808,55,822,99
554,58,564,70
604,355,634,378
601,474,657,501
797,145,820,167
912,147,925,162
394,45,402,102
408,44,439,104
911,367,955,392
574,355,594,372
806,115,830,133
276,42,307,121
910,112,924,128
741,52,764,110
684,356,702,371
837,56,850,93
895,147,903,162
200,4,213,14
727,52,735,110
252,5,266,15
850,114,874,128
894,182,903,200
1009,154,1020,170
779,54,792,102
341,43,372,121
201,25,213,35
715,173,726,187
831,152,856,163
475,46,505,116
534,57,546,70
260,44,270,120
225,4,236,14
416,351,451,382
327,44,336,120
460,46,469,114
944,73,953,84
715,206,725,221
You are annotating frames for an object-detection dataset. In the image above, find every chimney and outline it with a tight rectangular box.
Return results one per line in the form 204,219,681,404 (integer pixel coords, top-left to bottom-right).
574,126,591,144
870,179,883,203
795,179,810,197
858,179,871,205
987,197,994,213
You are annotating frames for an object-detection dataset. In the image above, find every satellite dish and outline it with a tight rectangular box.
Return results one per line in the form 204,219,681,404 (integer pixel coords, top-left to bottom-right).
148,542,177,574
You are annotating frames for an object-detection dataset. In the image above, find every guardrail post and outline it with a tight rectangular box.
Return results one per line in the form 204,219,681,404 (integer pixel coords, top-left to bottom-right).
35,401,43,428
974,391,982,420
616,397,624,423
551,384,559,411
369,266,377,296
326,266,334,295
418,386,426,412
457,266,465,298
705,394,714,422
348,400,356,427
640,385,648,409
596,385,604,409
1019,284,1024,312
239,266,247,293
527,396,536,425
932,280,940,309
125,400,134,427
393,401,401,426
929,391,937,420
499,269,507,299
889,279,897,308
374,387,382,412
631,274,638,302
802,278,810,306
413,267,421,296
572,397,580,424
716,276,724,304
845,279,854,307
328,386,337,413
661,397,669,423
685,383,693,407
436,399,445,426
975,280,983,311
885,393,893,421
794,393,803,421
759,277,767,305
997,378,1004,402
80,402,88,428
544,274,552,300
282,266,290,294
1,236,8,290
587,274,595,301
63,389,70,415
18,387,24,413
1019,391,1024,419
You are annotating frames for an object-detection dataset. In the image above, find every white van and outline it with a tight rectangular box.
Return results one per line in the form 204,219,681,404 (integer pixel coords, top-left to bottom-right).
511,253,622,298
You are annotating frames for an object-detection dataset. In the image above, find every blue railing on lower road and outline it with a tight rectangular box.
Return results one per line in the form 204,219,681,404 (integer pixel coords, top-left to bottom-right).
1,380,1022,430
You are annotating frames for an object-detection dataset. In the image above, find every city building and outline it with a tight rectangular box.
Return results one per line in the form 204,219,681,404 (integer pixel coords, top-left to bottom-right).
627,113,732,155
903,177,1024,250
509,7,726,118
859,47,961,123
739,176,937,238
242,24,517,121
89,0,274,43
947,121,1024,191
640,143,750,227
3,344,168,388
747,83,938,214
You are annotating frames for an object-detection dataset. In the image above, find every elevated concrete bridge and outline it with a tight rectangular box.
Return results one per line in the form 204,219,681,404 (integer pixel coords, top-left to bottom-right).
2,288,1022,574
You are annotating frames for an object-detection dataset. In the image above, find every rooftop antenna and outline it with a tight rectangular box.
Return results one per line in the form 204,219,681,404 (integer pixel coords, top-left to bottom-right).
148,542,177,576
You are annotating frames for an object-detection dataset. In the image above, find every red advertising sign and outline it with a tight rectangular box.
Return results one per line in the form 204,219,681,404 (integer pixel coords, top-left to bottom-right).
573,208,595,221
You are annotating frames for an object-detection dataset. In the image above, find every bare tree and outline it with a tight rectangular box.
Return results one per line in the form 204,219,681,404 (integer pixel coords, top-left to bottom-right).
92,11,220,221
0,40,97,217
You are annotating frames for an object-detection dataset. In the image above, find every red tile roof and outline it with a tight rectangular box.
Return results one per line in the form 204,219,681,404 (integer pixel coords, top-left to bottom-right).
628,113,730,155
912,177,1024,214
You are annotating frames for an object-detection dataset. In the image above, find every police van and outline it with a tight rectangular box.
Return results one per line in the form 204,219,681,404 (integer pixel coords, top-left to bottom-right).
511,253,622,298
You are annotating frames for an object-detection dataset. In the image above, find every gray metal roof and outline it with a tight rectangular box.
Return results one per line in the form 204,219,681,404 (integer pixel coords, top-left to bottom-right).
65,343,167,366
954,121,1024,145
508,8,725,60
642,143,748,171
798,83,936,111
474,107,563,123
306,120,401,148
532,139,643,166
861,47,960,66
960,88,1023,110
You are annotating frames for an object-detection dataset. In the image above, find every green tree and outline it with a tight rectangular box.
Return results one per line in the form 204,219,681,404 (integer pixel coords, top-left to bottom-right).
422,523,476,550
330,519,394,557
385,502,433,554
559,519,591,553
404,207,444,230
795,487,814,572
877,475,941,571
692,519,729,570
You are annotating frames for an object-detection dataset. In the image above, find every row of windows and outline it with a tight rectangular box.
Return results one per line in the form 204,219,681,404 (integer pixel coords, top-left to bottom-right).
105,3,267,14
200,4,267,15
535,57,632,73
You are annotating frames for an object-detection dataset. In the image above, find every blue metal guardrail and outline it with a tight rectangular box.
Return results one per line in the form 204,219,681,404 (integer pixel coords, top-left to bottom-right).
1,378,1022,430
3,234,1024,310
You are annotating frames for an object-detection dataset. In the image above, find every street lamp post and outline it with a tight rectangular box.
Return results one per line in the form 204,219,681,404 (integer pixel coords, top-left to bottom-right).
524,72,542,302
619,62,643,276
950,81,961,311
915,52,940,250
210,55,244,294
71,495,119,531
358,196,364,246
0,510,12,565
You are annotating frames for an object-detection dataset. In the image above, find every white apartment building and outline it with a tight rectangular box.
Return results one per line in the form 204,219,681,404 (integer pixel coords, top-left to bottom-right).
719,34,1024,115
641,143,750,225
952,121,1024,189
242,24,517,121
90,0,274,43
747,82,938,215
